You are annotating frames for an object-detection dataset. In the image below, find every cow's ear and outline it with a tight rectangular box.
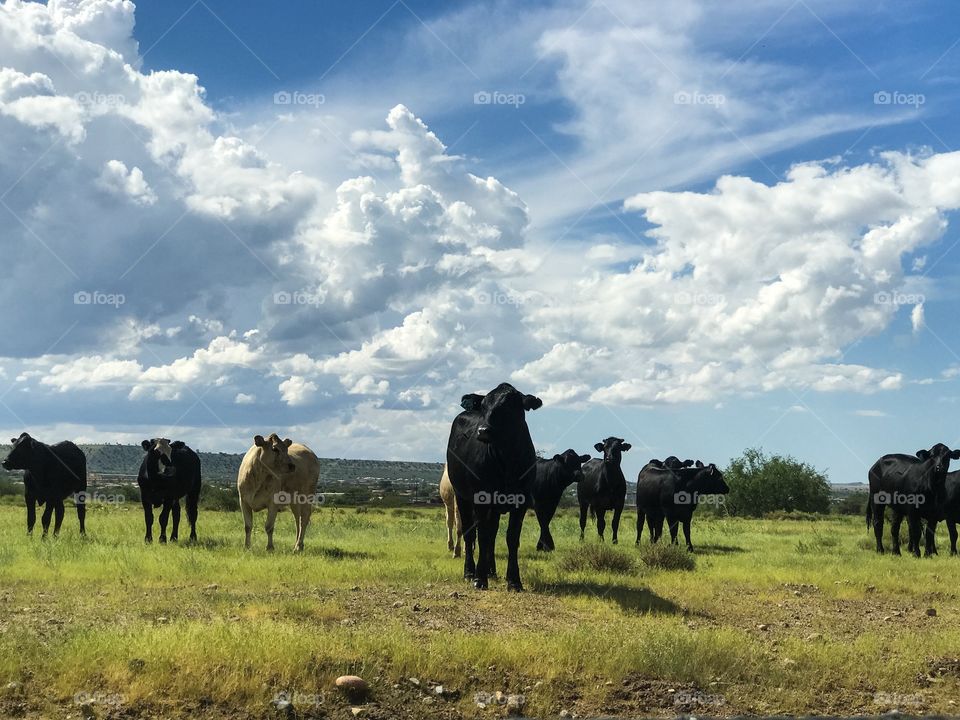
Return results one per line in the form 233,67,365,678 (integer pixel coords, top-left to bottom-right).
460,393,484,411
709,463,716,471
141,440,152,451
283,438,293,448
684,459,695,467
695,460,704,467
594,442,604,452
620,443,631,452
552,454,563,463
254,435,266,447
171,441,185,450
9,438,16,444
916,449,929,459
523,394,543,411
952,449,960,460
580,454,591,464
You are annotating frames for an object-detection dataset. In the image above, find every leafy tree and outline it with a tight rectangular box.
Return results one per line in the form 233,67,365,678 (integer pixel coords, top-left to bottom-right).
724,447,831,516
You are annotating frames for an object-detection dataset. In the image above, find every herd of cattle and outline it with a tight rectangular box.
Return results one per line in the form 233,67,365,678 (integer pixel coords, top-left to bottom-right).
3,382,960,592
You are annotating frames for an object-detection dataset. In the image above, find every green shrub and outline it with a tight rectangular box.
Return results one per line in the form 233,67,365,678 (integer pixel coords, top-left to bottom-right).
558,543,637,574
725,447,831,516
200,486,240,512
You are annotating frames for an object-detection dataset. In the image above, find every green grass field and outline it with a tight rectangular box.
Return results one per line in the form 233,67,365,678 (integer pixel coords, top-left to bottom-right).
0,503,958,719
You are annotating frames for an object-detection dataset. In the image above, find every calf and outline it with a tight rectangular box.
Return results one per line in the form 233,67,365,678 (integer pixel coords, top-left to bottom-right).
137,439,202,543
446,383,542,591
531,449,591,551
867,442,959,556
237,433,320,551
578,437,632,544
921,464,960,556
636,460,727,551
439,465,462,557
2,432,86,536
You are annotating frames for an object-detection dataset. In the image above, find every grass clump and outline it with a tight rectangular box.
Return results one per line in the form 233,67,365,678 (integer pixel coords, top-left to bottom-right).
559,543,637,574
638,542,696,571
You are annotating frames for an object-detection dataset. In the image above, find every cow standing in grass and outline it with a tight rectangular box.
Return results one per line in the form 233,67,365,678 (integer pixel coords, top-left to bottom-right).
2,432,86,536
439,465,462,557
137,439,202,543
636,458,728,551
578,437,631,544
922,465,960,556
531,450,590,551
446,383,542,591
237,434,320,552
867,443,959,556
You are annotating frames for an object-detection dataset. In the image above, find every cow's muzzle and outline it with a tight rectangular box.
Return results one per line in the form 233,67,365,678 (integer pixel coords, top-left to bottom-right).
476,425,492,442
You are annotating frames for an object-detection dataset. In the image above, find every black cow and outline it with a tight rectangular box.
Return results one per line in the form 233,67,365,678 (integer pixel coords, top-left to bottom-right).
636,459,728,551
531,449,591,551
867,442,959,556
920,462,960,556
137,438,202,543
2,432,86,536
446,383,542,591
578,437,632,544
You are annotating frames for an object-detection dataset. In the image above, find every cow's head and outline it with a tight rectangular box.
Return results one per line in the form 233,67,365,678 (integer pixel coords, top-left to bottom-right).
691,460,729,494
254,433,296,475
916,443,960,479
2,432,33,470
460,383,542,443
663,455,694,470
552,449,592,485
594,436,631,465
140,438,176,478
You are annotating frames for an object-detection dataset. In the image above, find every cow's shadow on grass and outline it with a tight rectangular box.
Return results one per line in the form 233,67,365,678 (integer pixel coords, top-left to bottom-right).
314,545,374,561
536,581,682,615
692,543,746,555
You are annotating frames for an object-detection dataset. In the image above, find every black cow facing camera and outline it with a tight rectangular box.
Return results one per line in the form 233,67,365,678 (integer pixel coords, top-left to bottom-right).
578,437,632,544
137,438,202,543
2,432,87,536
446,383,542,591
531,449,591,551
867,442,960,556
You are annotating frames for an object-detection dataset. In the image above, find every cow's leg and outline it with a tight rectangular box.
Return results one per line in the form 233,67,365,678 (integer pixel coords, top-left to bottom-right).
668,517,680,545
611,504,623,544
142,500,154,542
505,507,525,592
170,501,181,542
536,508,555,552
453,501,463,558
948,520,959,556
648,515,660,543
294,502,312,552
186,493,198,542
872,502,885,553
158,502,171,543
907,514,922,558
25,491,36,535
460,500,477,579
924,520,938,557
241,502,254,549
596,509,606,541
474,510,493,590
578,503,588,540
682,518,694,552
635,509,645,545
75,491,86,535
445,502,456,553
52,500,65,536
265,503,279,551
40,502,54,538
890,511,903,555
487,513,499,578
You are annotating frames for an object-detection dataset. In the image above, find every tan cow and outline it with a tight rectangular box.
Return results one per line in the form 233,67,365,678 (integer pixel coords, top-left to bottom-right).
439,465,462,557
237,433,320,552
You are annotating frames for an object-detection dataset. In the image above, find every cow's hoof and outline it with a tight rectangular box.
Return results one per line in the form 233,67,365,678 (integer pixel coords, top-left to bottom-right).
170,537,178,543
611,538,618,545
474,578,488,590
686,545,694,552
453,550,461,558
951,550,958,556
892,549,901,556
506,582,524,593
145,537,152,544
159,537,167,544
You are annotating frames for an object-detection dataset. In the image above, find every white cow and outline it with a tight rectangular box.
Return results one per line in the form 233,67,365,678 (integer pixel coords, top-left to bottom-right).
439,465,462,557
237,433,320,551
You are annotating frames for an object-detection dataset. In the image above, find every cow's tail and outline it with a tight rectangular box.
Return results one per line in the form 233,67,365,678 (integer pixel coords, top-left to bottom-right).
865,492,873,530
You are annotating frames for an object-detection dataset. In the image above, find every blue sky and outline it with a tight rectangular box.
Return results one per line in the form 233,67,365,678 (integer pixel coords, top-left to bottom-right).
3,0,960,485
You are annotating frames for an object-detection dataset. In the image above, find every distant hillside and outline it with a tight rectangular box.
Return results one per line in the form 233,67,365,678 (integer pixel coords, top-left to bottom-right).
0,443,443,486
